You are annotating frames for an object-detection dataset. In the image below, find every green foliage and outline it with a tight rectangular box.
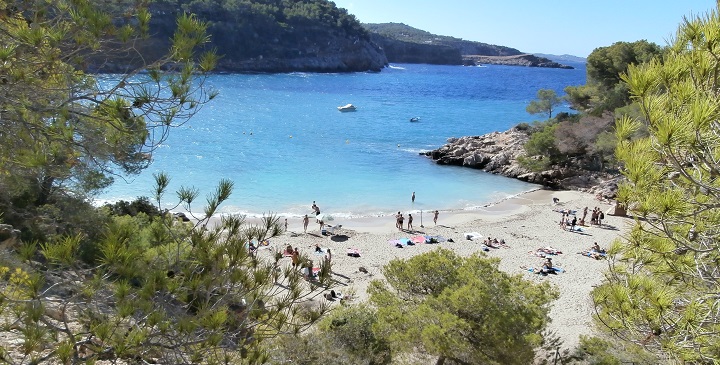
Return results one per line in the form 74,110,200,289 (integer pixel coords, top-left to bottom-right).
0,177,334,364
594,6,720,362
568,40,663,114
163,0,368,62
526,89,563,119
587,40,663,90
269,304,392,365
368,248,557,365
517,155,553,172
564,335,660,365
103,196,161,218
525,123,560,158
0,0,216,245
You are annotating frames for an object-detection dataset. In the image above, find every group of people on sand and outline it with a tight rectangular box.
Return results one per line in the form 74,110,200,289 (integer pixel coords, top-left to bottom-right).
484,236,508,248
557,205,606,231
283,243,333,280
298,201,323,234
395,211,413,230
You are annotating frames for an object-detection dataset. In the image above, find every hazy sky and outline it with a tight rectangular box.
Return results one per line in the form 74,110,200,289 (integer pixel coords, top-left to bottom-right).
331,0,716,57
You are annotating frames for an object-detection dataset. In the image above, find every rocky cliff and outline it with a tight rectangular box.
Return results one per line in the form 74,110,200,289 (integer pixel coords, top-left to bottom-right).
422,127,619,197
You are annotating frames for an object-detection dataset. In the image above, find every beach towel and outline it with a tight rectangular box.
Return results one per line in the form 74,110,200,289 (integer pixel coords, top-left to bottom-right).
410,235,427,244
389,238,412,247
425,235,447,243
480,244,490,252
464,232,482,240
347,248,361,257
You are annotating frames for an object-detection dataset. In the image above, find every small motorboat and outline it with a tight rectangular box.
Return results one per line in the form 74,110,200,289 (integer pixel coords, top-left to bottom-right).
337,104,357,112
410,117,420,122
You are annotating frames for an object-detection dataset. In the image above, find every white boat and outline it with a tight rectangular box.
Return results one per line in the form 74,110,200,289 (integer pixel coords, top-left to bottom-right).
410,117,420,122
337,104,357,112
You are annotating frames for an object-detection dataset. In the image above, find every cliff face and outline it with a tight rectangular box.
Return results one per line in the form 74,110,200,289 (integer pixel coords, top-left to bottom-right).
423,127,619,196
214,34,388,73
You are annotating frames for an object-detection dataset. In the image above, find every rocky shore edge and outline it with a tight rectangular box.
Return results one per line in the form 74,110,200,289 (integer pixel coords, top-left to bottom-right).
421,126,620,198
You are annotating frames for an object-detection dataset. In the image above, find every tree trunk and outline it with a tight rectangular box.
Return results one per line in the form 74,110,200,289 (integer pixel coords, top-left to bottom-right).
435,355,446,365
35,175,55,205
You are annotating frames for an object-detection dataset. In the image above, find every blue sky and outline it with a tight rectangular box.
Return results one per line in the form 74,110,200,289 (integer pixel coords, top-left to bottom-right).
332,0,716,57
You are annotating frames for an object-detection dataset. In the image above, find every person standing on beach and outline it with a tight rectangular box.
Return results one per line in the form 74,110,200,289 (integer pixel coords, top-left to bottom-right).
411,192,415,203
407,213,413,231
395,211,401,228
291,248,300,268
398,214,404,231
284,218,288,232
433,210,439,225
303,215,309,233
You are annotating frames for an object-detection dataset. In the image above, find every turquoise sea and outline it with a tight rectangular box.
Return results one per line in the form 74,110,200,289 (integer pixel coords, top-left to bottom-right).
99,62,587,218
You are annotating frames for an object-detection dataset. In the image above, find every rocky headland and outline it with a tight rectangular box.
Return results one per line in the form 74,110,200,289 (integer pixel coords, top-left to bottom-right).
422,127,620,198
462,54,575,69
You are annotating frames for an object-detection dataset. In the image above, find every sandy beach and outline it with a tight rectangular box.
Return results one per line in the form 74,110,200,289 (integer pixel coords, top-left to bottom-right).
253,189,627,351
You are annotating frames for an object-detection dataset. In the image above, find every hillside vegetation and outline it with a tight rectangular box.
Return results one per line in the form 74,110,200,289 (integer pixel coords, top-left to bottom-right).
92,0,387,73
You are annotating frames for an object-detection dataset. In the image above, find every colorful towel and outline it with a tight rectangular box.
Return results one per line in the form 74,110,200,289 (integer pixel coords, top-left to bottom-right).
410,235,427,244
347,248,361,257
389,238,412,247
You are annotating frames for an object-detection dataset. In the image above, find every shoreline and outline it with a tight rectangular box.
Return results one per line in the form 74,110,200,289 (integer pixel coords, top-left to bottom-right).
204,187,546,234
96,185,546,223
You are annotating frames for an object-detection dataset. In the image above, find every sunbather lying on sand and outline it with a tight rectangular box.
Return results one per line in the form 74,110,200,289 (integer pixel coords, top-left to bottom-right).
530,246,563,257
522,258,563,275
578,242,606,259
578,250,606,260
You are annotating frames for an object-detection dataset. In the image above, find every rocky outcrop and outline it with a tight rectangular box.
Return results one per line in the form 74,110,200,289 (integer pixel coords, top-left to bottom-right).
422,127,620,194
462,54,574,69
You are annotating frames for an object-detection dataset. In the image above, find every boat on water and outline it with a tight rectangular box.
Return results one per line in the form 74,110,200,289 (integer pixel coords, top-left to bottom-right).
410,117,420,122
337,104,357,112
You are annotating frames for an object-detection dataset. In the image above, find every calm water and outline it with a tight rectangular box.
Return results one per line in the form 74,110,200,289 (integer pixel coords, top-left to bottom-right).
99,63,586,217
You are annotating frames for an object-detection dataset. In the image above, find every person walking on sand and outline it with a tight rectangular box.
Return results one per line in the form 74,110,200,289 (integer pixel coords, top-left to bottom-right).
395,211,401,229
303,214,309,233
433,210,439,225
312,201,320,221
284,218,288,232
411,191,415,203
407,213,413,231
